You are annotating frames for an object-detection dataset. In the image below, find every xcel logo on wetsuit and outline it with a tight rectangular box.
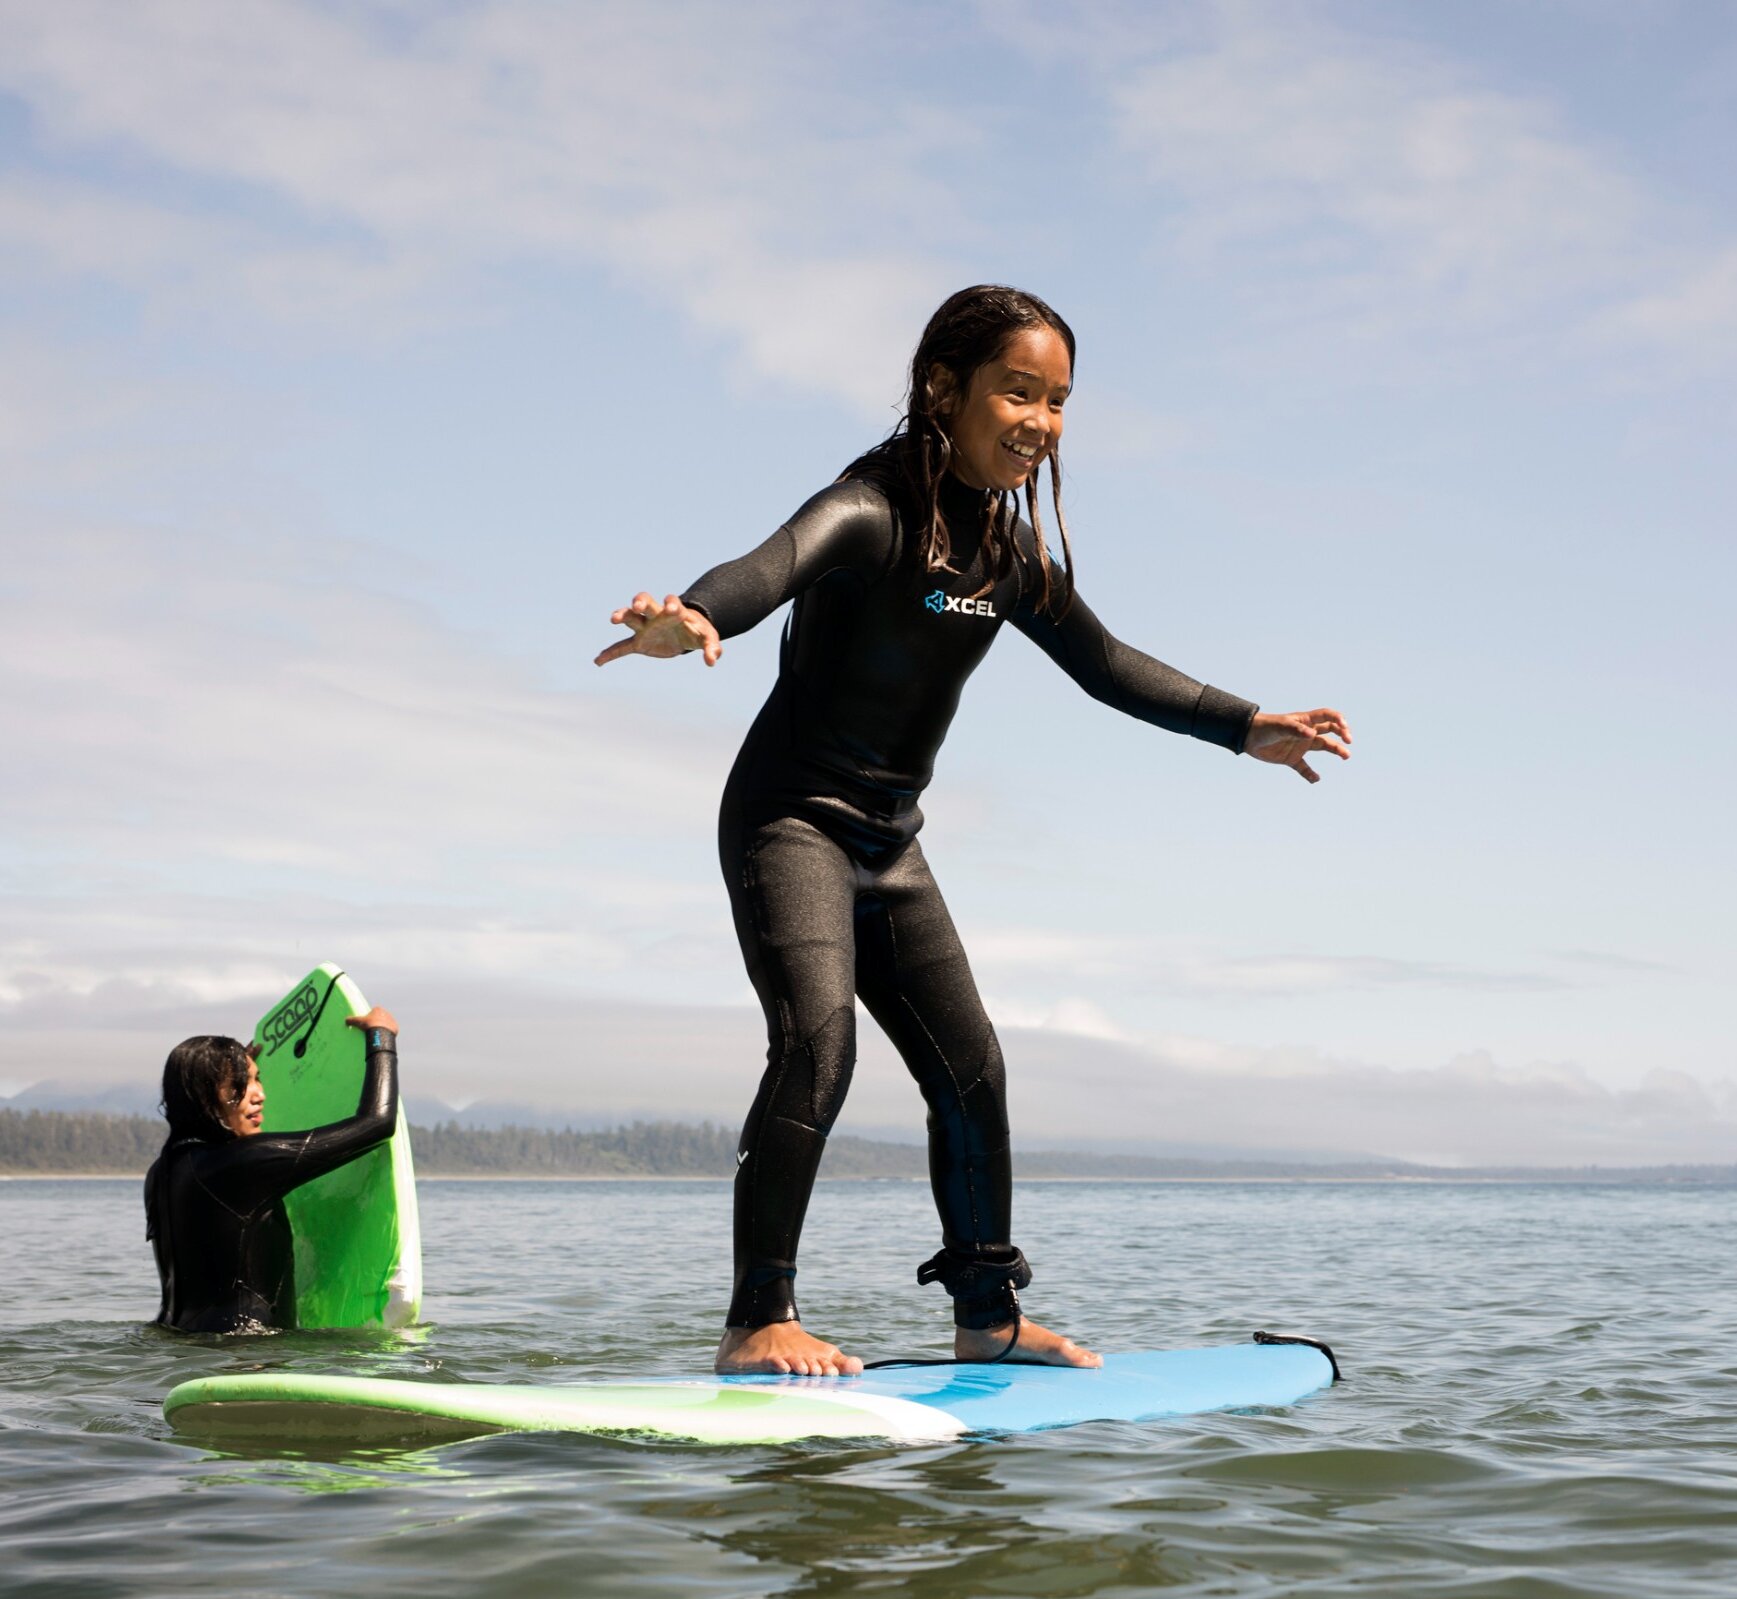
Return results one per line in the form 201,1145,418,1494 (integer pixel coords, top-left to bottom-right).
923,589,997,619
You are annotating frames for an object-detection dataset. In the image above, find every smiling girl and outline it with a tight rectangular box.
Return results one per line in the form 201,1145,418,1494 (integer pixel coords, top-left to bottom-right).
596,286,1350,1377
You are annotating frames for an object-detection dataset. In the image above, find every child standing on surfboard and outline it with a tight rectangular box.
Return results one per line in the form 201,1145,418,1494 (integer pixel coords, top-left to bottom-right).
595,286,1350,1376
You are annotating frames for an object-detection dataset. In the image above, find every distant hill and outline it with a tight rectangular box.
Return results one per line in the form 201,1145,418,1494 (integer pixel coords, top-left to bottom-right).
2,1108,1734,1184
1,1083,162,1119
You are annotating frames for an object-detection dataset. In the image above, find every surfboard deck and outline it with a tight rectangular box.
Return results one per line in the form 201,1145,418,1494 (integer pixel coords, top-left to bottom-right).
253,964,422,1329
163,1339,1336,1445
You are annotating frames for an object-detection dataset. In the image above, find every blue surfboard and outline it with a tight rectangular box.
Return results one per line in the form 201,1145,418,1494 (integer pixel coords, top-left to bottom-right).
164,1334,1338,1445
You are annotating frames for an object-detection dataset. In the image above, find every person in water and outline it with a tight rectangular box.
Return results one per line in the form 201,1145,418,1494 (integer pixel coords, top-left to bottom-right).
595,285,1350,1377
144,1007,400,1332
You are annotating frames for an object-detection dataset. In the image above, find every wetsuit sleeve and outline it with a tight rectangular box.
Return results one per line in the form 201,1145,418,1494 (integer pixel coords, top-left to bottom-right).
1012,580,1258,753
195,1035,401,1210
680,482,896,639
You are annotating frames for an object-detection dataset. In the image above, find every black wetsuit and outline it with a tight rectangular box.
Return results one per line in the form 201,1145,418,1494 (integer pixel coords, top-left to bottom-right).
144,1033,398,1333
682,473,1257,1329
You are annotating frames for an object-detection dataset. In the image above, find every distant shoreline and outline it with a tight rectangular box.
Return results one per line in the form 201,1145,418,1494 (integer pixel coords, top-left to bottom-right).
5,1108,1733,1185
5,1171,1734,1186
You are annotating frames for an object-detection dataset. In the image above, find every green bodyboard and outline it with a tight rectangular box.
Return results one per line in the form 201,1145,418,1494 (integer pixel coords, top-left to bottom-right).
253,964,421,1329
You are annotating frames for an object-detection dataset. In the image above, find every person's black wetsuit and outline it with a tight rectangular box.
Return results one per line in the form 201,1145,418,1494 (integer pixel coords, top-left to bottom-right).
681,472,1257,1330
143,1031,399,1333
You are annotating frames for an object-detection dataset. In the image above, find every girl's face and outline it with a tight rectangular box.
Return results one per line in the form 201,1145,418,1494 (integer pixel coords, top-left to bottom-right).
938,325,1072,494
223,1060,266,1137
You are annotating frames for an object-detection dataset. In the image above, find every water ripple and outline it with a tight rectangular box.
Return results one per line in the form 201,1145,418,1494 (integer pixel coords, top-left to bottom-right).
2,1178,1734,1597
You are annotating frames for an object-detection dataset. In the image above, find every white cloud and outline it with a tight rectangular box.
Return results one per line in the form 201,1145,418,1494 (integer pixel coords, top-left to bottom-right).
1591,245,1737,365
12,967,1731,1166
0,177,240,284
981,995,1135,1043
1087,2,1734,371
987,1033,1737,1167
0,0,965,411
1553,949,1678,976
0,507,749,1074
966,927,1582,997
1117,21,1633,291
7,0,1730,402
0,517,726,878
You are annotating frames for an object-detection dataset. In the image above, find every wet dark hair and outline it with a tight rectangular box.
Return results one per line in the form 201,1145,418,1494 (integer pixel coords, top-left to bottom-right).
144,1034,253,1243
159,1035,252,1144
842,284,1077,616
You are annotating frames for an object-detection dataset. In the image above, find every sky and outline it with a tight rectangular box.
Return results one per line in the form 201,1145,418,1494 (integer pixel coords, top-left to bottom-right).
2,0,1733,1164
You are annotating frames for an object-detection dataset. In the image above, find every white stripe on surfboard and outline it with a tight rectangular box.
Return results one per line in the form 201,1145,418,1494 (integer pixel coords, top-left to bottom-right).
599,1380,969,1442
761,1387,966,1441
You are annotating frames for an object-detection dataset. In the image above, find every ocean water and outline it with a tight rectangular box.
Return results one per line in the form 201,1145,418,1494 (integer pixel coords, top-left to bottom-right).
1,1177,1733,1598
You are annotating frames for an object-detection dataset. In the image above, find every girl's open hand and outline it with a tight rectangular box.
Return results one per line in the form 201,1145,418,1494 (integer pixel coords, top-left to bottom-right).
1244,708,1352,784
594,592,722,667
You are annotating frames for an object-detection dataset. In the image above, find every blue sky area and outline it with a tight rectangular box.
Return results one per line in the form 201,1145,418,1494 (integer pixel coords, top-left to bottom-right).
2,1,1733,1163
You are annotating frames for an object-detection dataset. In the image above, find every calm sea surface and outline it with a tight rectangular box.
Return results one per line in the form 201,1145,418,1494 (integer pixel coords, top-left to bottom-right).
1,1178,1733,1598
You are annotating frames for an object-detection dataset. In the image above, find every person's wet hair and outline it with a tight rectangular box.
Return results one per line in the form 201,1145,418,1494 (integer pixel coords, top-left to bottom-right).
843,284,1076,617
145,1034,252,1245
159,1035,252,1144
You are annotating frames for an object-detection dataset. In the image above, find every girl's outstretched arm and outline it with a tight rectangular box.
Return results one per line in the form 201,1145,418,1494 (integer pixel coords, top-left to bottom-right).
593,481,895,668
1012,582,1350,780
1011,582,1256,749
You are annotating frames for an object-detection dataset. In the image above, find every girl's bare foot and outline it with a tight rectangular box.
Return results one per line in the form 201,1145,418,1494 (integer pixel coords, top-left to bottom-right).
955,1318,1101,1367
715,1321,863,1376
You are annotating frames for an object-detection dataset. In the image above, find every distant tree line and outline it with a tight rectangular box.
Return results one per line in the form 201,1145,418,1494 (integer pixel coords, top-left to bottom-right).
3,1108,1735,1183
412,1118,742,1175
412,1119,932,1178
0,1109,932,1178
0,1109,163,1173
